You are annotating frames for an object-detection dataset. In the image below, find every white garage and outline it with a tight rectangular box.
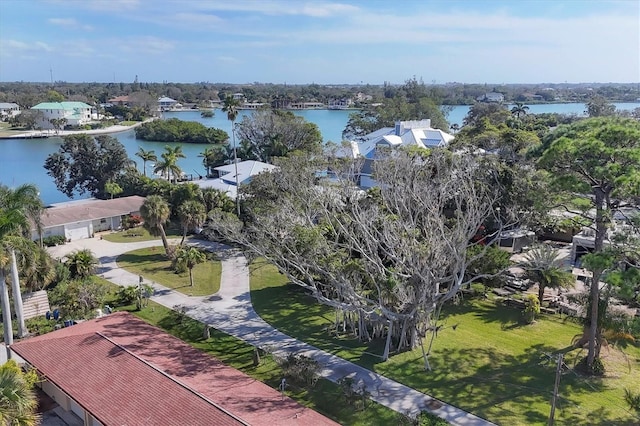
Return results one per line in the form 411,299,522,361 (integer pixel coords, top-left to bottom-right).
65,221,92,240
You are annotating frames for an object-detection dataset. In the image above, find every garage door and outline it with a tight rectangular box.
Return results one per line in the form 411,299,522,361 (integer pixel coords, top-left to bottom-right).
66,222,90,240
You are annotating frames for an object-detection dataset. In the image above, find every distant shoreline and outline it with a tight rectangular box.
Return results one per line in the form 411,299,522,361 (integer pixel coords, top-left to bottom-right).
0,119,151,140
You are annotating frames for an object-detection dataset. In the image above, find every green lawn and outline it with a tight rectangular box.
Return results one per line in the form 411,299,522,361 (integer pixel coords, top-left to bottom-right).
249,261,640,426
101,226,181,243
117,247,221,296
111,298,403,426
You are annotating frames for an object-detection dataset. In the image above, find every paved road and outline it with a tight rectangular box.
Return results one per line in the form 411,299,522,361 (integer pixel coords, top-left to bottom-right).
49,237,494,426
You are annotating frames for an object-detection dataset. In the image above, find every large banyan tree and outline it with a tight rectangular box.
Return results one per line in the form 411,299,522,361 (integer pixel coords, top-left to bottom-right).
207,148,511,367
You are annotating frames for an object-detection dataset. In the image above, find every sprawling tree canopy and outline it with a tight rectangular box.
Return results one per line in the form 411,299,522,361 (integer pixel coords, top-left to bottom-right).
44,134,130,198
539,116,640,372
235,109,323,162
207,149,510,365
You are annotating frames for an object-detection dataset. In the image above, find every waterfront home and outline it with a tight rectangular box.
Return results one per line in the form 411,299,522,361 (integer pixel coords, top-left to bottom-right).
0,102,20,119
30,101,92,129
476,92,505,103
32,196,145,241
194,160,277,199
11,312,337,426
338,120,454,188
328,98,354,109
157,96,178,111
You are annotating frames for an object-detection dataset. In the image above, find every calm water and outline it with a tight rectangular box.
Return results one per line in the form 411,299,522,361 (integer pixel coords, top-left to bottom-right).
2,102,639,205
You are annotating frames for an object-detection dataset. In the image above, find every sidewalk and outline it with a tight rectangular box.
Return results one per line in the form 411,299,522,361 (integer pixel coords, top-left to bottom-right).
50,237,494,426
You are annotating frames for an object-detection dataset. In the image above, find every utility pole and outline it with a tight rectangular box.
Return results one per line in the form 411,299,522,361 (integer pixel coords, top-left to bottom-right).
548,353,564,426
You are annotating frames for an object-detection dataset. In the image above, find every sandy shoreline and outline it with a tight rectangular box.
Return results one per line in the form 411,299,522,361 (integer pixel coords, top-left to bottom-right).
0,119,150,139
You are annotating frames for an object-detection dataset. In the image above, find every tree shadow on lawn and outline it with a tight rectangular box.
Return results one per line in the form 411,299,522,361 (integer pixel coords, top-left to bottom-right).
251,284,385,367
375,342,613,425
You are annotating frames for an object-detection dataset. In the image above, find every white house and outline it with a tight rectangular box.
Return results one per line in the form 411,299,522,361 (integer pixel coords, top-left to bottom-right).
337,120,455,188
157,96,178,111
328,98,354,110
476,92,505,103
33,196,145,241
30,102,92,129
193,160,277,199
0,102,20,119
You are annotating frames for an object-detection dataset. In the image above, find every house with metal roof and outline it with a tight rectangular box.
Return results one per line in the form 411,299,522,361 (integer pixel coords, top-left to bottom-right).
158,96,179,111
11,312,337,426
0,102,20,119
194,160,277,199
337,120,454,188
33,196,145,241
30,101,92,129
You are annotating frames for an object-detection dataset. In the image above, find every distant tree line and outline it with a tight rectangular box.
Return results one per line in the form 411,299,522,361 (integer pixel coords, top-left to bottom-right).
1,80,638,109
135,118,228,144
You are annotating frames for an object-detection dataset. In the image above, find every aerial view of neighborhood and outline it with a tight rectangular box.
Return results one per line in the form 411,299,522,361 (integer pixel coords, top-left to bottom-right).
0,1,639,425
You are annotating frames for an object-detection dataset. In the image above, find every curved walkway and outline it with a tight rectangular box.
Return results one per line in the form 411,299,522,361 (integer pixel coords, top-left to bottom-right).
48,237,493,426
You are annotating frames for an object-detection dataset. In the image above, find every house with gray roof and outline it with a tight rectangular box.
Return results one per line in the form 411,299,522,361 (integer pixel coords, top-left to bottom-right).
30,101,92,129
0,102,20,119
193,160,277,199
33,196,145,241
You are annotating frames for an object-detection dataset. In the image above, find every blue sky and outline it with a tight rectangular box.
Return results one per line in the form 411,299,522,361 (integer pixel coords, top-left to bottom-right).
1,0,638,84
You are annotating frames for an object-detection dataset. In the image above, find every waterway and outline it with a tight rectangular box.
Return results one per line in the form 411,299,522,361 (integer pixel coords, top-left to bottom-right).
2,102,639,205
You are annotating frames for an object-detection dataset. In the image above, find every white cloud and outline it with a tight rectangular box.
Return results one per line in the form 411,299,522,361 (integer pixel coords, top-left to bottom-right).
181,1,359,17
0,39,53,55
48,17,94,30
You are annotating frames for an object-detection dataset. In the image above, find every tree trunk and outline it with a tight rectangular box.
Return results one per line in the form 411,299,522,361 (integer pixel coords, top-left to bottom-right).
159,225,169,255
382,320,393,361
538,283,545,308
587,188,607,371
0,268,14,359
181,228,187,245
189,268,194,287
9,250,27,337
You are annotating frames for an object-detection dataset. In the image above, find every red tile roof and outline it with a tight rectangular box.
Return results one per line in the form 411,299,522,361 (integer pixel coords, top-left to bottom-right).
12,312,338,426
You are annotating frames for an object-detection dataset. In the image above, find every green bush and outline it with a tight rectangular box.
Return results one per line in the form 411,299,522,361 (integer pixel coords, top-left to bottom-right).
275,353,321,387
43,235,66,247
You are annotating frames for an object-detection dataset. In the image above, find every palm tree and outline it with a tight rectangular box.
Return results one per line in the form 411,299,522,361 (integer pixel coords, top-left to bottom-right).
175,246,207,287
177,200,206,245
20,245,56,292
510,102,529,119
65,249,97,279
0,184,43,339
135,147,157,177
521,244,575,305
222,95,241,215
154,145,185,183
198,147,226,177
0,360,39,426
140,195,171,255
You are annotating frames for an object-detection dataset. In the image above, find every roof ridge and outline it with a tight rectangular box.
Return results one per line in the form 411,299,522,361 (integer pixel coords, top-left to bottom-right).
95,331,250,425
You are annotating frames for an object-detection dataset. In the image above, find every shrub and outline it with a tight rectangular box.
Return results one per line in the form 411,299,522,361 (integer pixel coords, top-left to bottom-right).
275,353,320,387
42,235,66,247
523,294,540,324
122,214,142,230
624,388,640,413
